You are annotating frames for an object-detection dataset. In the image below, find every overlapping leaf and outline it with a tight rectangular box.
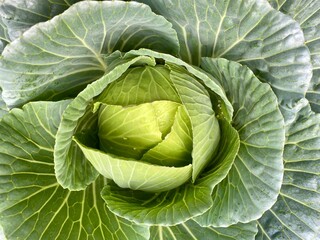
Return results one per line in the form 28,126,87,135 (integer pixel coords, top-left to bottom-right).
125,48,234,121
169,64,220,181
150,220,257,240
101,114,240,227
257,100,320,239
54,54,156,190
0,1,179,108
0,1,317,240
268,0,320,112
137,0,312,115
195,58,285,227
64,49,238,225
0,100,149,240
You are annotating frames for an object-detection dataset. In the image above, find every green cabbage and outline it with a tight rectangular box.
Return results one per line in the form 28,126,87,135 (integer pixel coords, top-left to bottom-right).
0,1,319,239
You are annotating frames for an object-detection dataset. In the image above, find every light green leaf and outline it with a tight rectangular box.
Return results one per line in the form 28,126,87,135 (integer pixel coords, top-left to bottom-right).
75,137,192,192
150,220,257,240
97,102,166,159
169,64,220,181
0,1,179,108
0,100,149,240
196,119,240,191
0,88,8,118
141,105,193,167
195,58,285,227
137,0,312,114
101,180,212,226
257,100,320,240
268,0,320,112
97,65,181,105
54,54,156,190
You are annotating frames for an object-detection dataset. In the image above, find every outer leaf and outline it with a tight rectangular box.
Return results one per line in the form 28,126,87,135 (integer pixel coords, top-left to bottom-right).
150,220,258,240
101,180,213,226
0,100,149,240
257,100,320,240
54,54,156,190
0,0,84,53
0,0,74,40
0,1,180,108
196,58,285,227
137,0,312,114
268,0,320,112
0,0,64,54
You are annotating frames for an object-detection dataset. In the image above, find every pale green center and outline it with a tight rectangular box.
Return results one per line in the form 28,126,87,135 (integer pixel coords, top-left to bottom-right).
97,100,193,166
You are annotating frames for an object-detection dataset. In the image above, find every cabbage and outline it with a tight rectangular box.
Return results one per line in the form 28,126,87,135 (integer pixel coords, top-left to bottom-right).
0,1,319,239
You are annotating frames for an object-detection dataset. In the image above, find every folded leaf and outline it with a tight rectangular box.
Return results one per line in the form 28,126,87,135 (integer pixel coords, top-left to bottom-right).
196,58,285,227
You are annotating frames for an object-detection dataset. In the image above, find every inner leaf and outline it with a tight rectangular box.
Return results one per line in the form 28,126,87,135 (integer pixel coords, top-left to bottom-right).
141,105,193,167
97,100,180,159
96,65,181,105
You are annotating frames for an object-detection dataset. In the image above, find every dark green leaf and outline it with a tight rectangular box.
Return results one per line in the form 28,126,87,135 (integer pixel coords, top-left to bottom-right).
0,1,179,108
0,0,69,38
257,100,320,240
101,180,213,226
196,58,285,227
137,0,312,115
150,220,257,240
268,0,320,112
0,100,149,240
